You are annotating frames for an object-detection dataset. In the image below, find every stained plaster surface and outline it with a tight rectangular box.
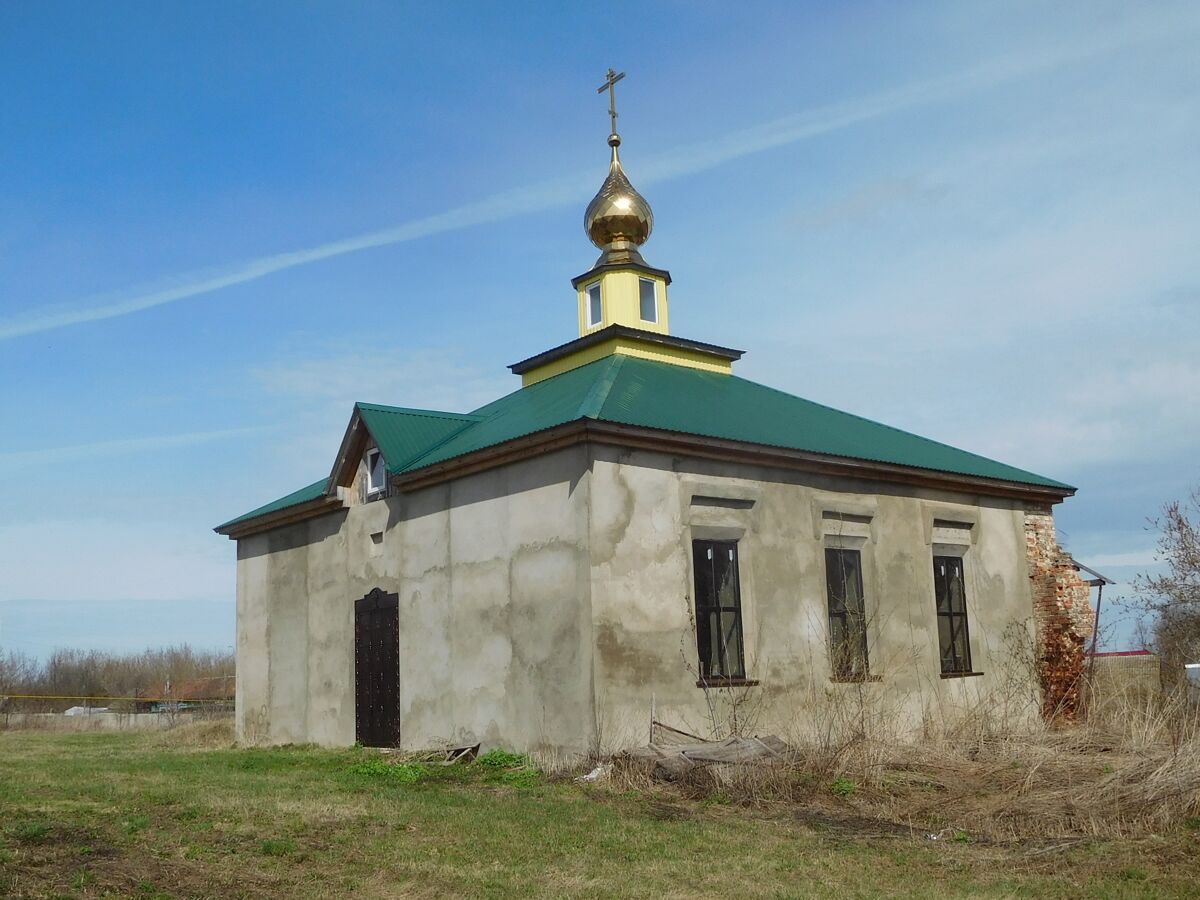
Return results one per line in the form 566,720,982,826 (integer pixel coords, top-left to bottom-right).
234,443,1042,751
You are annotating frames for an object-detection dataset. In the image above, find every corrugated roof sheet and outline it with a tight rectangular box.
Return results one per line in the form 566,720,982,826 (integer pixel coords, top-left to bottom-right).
355,403,481,473
220,353,1071,531
398,355,1071,490
397,357,623,472
215,406,481,531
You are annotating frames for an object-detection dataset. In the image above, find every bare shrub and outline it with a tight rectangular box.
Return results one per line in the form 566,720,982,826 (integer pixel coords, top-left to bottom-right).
612,622,1198,838
1134,487,1200,686
610,686,1200,839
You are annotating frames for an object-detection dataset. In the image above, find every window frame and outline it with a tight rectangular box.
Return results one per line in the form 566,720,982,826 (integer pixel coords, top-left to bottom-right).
586,282,603,328
366,448,386,496
638,277,658,323
932,555,973,674
824,547,870,680
691,539,747,683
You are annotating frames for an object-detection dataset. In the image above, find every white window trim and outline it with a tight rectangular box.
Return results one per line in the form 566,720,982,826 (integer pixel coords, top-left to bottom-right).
586,282,603,328
638,278,658,323
366,448,385,495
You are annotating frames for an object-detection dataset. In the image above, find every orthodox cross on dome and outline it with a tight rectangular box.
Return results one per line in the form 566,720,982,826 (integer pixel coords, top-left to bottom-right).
597,68,626,139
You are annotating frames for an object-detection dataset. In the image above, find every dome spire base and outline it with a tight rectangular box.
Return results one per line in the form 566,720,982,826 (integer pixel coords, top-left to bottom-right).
593,239,646,269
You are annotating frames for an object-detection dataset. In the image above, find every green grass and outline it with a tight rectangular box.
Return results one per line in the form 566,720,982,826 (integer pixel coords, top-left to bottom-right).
830,776,857,798
0,728,1196,899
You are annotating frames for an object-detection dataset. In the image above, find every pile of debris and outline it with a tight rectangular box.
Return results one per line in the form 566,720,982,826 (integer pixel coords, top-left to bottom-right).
617,721,791,780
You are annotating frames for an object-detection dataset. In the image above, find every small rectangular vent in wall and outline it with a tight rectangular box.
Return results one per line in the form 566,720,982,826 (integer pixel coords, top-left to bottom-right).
690,495,756,510
370,532,384,545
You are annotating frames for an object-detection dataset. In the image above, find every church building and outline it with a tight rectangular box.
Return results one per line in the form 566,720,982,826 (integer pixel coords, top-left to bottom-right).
216,74,1093,751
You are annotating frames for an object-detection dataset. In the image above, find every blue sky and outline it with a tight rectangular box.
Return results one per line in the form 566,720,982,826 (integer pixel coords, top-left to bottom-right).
1,1,1196,659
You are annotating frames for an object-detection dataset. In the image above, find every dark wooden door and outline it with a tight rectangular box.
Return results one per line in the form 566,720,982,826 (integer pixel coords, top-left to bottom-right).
354,588,400,747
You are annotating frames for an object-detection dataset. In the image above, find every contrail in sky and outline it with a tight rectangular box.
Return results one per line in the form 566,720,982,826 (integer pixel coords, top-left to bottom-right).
0,21,1170,342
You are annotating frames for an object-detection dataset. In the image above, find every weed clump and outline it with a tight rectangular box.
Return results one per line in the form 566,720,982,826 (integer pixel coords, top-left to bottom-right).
347,758,430,783
259,838,297,856
830,777,857,798
477,748,542,788
477,749,530,769
497,768,541,788
345,748,543,790
11,822,51,843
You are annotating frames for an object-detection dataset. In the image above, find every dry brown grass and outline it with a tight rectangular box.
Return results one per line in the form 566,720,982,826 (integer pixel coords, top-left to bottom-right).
149,716,235,749
613,689,1200,841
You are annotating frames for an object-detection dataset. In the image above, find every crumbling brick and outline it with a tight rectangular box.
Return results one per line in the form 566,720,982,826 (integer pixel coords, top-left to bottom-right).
1024,505,1095,721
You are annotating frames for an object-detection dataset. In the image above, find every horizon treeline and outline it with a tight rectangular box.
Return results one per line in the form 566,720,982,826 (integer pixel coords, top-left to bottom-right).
0,645,234,708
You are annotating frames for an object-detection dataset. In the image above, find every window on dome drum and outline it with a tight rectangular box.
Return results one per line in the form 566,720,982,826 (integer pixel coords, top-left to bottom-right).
933,556,972,674
638,278,657,323
692,540,746,682
366,449,386,496
825,548,869,679
587,282,602,327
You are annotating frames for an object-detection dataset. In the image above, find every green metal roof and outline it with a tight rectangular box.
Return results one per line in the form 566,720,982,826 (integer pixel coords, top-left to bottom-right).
396,357,626,472
216,478,330,531
355,403,481,473
219,352,1070,532
215,405,481,532
397,355,1072,490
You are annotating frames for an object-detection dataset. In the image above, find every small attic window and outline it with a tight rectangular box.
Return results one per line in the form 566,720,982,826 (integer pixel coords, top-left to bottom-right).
366,449,386,495
586,282,602,328
639,278,657,323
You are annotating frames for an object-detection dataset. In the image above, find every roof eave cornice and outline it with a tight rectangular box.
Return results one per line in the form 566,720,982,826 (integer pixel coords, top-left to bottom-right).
509,324,744,375
220,421,1072,539
214,494,348,540
393,418,1075,503
570,260,672,289
393,420,591,491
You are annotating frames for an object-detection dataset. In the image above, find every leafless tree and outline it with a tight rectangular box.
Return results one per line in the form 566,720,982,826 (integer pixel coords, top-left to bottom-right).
0,644,234,712
1135,487,1200,686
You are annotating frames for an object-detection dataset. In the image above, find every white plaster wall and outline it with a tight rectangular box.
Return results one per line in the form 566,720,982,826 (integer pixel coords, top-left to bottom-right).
233,439,1041,753
234,445,595,752
586,446,1042,745
397,446,595,754
235,534,270,744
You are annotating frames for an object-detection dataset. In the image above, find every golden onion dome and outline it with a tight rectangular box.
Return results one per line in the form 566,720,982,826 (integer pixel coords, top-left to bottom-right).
584,135,653,249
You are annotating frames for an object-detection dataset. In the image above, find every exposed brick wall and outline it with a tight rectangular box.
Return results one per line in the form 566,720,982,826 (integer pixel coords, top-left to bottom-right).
1024,506,1095,721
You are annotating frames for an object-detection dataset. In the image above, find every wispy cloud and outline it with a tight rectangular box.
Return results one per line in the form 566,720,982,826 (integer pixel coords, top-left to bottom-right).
255,345,508,413
1086,549,1161,569
0,14,1186,343
0,426,264,471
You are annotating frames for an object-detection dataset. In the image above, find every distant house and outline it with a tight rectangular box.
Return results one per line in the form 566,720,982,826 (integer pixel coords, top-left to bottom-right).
140,676,235,713
63,706,110,716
